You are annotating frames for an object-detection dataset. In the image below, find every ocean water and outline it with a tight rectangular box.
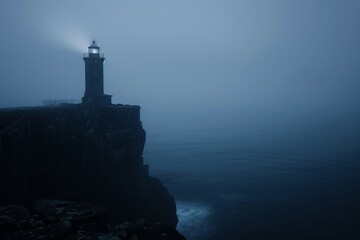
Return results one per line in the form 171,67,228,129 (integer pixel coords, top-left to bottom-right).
143,120,360,240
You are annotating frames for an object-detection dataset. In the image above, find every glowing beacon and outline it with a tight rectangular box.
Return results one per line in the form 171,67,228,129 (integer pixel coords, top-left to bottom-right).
82,40,112,105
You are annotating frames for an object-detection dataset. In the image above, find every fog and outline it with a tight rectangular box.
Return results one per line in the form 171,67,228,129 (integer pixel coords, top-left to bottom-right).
1,0,360,131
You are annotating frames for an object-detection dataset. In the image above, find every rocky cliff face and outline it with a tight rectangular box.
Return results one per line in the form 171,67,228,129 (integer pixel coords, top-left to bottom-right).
0,104,178,228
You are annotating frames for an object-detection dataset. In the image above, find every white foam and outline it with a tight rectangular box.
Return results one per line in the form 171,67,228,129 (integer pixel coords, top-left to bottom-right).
176,201,211,239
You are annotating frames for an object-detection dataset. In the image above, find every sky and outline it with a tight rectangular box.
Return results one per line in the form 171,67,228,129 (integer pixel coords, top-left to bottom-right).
1,0,360,130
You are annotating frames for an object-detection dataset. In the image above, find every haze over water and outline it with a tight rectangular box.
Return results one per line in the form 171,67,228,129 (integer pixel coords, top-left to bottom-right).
144,117,360,239
1,1,360,239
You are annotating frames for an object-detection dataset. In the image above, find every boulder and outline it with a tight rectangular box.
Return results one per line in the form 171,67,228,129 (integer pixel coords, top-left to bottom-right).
32,199,105,223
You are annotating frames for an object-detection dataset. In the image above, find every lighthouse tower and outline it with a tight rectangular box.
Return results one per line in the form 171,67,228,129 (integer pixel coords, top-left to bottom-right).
82,40,112,105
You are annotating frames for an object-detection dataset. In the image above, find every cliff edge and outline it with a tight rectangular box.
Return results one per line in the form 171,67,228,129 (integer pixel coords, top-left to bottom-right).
0,104,178,228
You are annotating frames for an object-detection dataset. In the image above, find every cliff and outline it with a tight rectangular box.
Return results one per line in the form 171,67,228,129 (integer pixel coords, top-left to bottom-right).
0,104,178,228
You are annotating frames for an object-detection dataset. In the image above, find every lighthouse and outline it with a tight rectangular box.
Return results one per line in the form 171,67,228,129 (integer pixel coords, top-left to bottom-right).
82,40,112,105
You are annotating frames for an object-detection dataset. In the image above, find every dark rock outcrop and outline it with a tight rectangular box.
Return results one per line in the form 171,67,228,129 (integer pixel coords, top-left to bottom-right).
0,104,178,228
0,199,186,240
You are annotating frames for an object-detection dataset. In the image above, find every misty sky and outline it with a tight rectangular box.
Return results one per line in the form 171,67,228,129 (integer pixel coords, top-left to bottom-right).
1,0,360,130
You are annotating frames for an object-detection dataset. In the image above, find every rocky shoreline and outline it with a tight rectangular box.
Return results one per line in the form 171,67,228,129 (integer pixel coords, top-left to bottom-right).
0,198,186,240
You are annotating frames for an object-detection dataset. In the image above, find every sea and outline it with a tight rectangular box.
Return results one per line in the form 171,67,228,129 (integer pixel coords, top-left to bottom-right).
143,116,360,240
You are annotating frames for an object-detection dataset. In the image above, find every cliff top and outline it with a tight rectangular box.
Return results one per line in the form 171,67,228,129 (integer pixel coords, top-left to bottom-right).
0,103,140,113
